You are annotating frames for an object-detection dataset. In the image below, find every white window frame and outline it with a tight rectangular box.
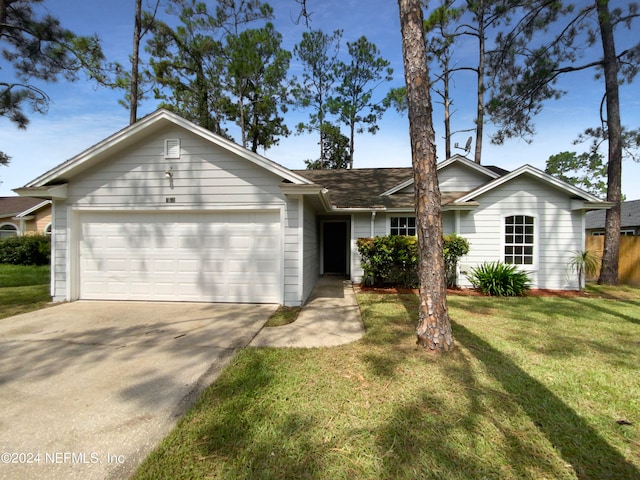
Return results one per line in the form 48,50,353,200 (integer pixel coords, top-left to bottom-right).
389,216,416,236
502,214,537,268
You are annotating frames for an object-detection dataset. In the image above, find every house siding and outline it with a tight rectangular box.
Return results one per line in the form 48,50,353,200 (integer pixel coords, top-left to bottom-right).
302,198,320,302
457,176,582,290
283,196,301,306
51,202,69,302
67,126,287,208
438,163,493,192
55,124,301,305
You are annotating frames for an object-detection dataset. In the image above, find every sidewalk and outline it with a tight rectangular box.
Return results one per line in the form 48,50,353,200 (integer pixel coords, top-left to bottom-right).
250,276,365,348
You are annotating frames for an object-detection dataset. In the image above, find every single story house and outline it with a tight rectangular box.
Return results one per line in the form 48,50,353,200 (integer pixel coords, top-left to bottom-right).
0,197,52,238
15,109,610,305
586,199,640,236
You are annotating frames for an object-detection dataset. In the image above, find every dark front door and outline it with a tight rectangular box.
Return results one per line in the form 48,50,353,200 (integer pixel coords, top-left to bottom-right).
323,222,347,274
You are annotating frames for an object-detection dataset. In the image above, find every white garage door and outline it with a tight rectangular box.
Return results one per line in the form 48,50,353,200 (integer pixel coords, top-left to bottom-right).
79,211,281,303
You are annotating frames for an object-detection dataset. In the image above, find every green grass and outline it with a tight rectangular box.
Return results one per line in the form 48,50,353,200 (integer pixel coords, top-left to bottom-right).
0,264,52,319
133,286,640,480
264,305,302,327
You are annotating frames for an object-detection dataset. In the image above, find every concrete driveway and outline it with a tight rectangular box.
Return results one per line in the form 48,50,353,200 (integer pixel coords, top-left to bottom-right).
0,301,275,480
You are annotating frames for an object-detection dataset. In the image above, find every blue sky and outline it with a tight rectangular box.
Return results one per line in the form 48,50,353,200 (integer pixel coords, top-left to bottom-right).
1,0,639,199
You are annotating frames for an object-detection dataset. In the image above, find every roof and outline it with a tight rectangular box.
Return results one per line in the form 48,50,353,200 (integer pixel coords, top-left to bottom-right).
17,109,313,197
0,197,46,218
294,166,478,209
585,199,640,229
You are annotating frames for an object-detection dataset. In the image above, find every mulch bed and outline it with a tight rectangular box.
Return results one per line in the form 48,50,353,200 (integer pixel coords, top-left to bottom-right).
356,285,589,298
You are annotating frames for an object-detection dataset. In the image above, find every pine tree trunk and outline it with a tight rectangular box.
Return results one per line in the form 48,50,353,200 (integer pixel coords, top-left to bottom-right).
129,0,142,125
597,0,621,285
398,0,453,352
474,0,485,164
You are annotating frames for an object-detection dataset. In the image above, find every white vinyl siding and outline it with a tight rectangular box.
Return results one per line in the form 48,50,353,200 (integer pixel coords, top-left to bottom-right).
51,123,311,305
67,126,287,208
302,198,320,303
457,176,583,290
438,162,494,192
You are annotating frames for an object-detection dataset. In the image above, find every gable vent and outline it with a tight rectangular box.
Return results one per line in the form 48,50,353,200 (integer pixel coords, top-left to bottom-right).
164,139,181,159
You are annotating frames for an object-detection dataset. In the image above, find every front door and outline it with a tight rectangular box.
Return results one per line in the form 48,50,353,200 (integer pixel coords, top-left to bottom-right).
322,221,348,274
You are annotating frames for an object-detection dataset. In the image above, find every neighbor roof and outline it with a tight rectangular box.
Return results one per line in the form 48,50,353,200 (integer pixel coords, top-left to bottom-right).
0,197,46,218
586,199,640,229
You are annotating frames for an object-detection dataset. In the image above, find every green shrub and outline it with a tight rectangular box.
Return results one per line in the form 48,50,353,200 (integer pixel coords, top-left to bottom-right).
466,261,531,296
356,234,470,288
357,236,418,287
0,234,51,266
443,233,470,288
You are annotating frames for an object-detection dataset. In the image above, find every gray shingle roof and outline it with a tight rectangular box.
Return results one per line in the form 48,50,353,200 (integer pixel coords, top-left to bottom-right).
0,197,44,218
293,168,472,209
585,199,640,229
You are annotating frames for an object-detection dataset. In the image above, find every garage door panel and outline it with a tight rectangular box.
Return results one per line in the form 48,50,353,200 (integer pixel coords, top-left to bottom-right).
79,211,281,303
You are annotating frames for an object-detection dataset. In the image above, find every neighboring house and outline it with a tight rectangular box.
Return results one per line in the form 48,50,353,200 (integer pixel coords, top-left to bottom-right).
585,199,640,236
15,109,610,305
0,197,52,238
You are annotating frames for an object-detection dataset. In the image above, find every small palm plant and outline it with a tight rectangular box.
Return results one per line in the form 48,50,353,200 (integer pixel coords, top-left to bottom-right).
568,250,600,291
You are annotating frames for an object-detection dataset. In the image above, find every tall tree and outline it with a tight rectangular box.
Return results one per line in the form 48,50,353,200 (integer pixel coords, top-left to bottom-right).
293,29,342,167
304,123,350,169
330,36,393,169
0,0,105,158
546,126,640,198
223,22,292,152
545,151,608,198
424,0,463,159
398,0,454,352
146,0,272,135
486,0,640,285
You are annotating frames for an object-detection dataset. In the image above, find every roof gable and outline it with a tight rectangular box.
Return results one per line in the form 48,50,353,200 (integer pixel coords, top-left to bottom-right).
380,155,500,196
455,164,605,204
22,109,312,189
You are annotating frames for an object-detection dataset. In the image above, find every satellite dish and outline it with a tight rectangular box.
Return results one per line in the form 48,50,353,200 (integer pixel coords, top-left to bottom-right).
455,136,473,155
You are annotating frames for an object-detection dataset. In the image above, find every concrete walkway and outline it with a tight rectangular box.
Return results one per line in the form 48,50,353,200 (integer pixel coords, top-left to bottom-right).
251,276,365,348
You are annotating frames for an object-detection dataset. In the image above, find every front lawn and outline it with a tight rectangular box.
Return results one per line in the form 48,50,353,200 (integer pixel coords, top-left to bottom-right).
0,264,52,319
133,287,640,480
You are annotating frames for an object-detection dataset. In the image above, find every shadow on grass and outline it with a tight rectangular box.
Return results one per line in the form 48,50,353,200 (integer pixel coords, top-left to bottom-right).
136,350,324,480
452,320,640,480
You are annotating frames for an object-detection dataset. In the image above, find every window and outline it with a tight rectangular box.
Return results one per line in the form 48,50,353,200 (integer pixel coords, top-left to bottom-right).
390,216,416,236
45,224,52,236
621,229,635,236
504,215,534,265
0,223,18,238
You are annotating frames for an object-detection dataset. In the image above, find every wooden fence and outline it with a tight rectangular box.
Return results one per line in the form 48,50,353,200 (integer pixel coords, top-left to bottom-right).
585,236,640,286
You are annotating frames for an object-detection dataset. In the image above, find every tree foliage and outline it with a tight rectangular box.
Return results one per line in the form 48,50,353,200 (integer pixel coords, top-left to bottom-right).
545,151,608,198
146,0,274,137
223,22,292,152
486,0,640,285
304,123,350,169
329,36,393,169
293,28,342,164
0,0,105,159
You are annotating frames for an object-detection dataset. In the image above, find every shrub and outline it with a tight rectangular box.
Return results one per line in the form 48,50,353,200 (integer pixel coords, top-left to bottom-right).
356,234,470,288
356,235,418,287
466,261,531,296
443,233,470,288
0,234,51,266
